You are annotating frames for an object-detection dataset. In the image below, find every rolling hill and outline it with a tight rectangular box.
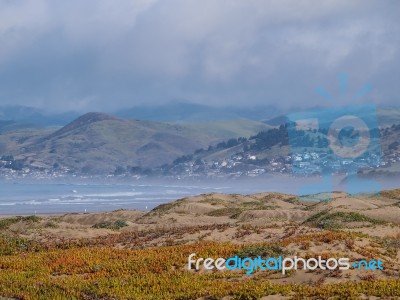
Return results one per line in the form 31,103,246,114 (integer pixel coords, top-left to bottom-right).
9,113,217,173
0,113,271,174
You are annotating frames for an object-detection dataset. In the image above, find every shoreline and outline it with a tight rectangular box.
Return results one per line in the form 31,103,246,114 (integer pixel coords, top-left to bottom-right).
0,186,398,218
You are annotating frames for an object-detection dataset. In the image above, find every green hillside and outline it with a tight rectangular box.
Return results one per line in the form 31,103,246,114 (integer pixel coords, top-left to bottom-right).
0,113,270,174
185,119,272,139
9,113,214,173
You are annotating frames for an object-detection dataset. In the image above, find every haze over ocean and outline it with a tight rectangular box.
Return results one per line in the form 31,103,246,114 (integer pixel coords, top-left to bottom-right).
1,175,399,215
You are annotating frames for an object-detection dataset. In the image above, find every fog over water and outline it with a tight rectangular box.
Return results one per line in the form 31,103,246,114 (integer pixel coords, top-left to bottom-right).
1,174,399,215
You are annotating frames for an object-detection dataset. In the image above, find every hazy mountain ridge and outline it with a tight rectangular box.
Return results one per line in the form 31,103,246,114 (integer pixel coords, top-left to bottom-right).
0,103,281,129
1,106,400,176
0,105,79,130
115,102,281,122
263,107,400,128
2,104,399,129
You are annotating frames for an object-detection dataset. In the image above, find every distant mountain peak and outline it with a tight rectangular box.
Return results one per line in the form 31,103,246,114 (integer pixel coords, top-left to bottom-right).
72,112,118,125
48,112,120,137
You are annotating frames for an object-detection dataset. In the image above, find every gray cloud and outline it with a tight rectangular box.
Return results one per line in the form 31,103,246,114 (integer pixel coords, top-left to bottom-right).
0,0,399,112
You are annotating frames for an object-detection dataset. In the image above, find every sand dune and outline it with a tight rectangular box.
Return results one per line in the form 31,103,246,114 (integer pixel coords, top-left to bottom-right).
2,189,400,241
1,189,400,297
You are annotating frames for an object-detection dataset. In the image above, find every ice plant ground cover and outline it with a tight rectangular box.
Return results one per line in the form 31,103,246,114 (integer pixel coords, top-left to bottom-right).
0,229,399,299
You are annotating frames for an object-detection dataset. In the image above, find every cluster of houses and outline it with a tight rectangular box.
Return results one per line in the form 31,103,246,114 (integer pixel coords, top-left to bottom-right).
1,148,400,180
166,149,395,179
386,151,400,165
0,165,71,180
0,156,71,180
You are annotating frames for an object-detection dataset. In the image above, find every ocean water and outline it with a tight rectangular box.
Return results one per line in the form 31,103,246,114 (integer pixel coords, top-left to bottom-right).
0,175,399,215
0,181,227,215
1,180,272,215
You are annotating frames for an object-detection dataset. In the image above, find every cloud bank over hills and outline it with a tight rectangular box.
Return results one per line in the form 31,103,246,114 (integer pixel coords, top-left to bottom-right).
0,0,399,112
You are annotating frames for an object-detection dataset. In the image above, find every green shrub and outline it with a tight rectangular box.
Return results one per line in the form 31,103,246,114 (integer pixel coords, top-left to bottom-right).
0,215,42,230
92,220,128,230
207,208,242,218
305,211,385,229
235,244,289,258
0,235,39,255
199,198,226,205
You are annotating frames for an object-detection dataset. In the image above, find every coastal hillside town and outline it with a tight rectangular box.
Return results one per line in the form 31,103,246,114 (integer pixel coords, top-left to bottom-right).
160,147,398,179
1,123,400,180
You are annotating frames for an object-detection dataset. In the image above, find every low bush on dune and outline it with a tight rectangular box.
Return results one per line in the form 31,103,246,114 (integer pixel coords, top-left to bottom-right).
235,244,290,258
207,207,243,218
92,219,128,230
305,210,386,229
0,235,40,255
0,215,41,230
381,189,400,200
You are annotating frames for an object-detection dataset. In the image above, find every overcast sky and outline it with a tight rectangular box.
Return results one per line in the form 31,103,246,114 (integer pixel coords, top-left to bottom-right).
0,0,399,112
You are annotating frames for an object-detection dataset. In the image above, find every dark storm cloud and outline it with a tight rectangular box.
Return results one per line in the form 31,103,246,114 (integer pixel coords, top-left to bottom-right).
0,0,399,112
